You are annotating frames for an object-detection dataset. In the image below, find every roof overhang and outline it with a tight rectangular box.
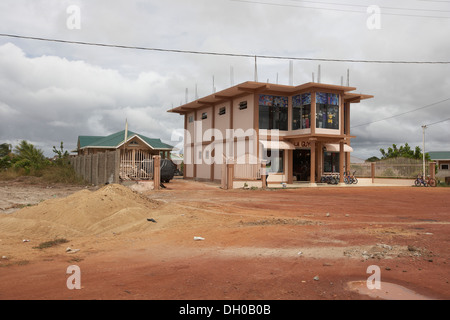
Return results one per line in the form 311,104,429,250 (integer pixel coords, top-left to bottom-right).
260,140,296,150
168,81,370,114
324,143,354,152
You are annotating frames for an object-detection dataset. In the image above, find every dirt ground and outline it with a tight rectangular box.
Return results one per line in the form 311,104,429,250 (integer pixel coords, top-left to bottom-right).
0,177,449,301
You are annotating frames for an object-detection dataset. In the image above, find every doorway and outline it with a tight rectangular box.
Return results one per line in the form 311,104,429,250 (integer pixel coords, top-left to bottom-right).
293,149,310,182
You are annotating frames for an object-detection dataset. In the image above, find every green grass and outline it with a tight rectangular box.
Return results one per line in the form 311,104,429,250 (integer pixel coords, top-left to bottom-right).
0,164,87,185
33,238,69,250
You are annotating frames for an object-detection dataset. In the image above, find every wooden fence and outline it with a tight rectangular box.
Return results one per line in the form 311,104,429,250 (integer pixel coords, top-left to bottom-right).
71,150,120,185
71,150,162,189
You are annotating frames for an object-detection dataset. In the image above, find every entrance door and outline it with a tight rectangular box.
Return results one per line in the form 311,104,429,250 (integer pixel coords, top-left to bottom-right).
293,149,310,182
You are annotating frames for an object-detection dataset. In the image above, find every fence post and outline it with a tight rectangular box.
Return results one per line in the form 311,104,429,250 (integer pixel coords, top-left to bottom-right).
153,155,161,190
227,160,234,190
261,161,267,190
221,159,227,189
371,162,375,183
429,161,436,180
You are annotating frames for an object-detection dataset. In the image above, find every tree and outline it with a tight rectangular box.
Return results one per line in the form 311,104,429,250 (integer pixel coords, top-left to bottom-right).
379,143,430,161
13,140,49,172
52,141,70,166
366,156,380,162
0,143,12,170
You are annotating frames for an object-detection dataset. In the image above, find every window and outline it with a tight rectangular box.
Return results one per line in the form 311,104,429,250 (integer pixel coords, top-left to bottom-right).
441,164,449,170
239,101,247,110
292,93,311,130
219,107,226,115
259,95,288,131
188,115,194,123
263,149,284,173
316,92,339,130
323,152,340,173
201,112,207,120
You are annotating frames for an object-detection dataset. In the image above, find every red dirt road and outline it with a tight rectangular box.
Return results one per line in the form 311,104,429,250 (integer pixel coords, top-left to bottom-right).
0,179,449,301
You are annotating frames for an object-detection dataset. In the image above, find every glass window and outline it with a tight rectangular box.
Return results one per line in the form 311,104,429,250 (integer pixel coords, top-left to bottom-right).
323,152,340,173
292,93,311,130
263,149,284,173
316,92,339,130
259,95,288,131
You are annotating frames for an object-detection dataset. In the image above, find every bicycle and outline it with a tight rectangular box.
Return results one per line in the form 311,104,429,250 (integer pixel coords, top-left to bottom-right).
415,175,437,187
344,171,358,184
320,174,339,185
425,175,437,187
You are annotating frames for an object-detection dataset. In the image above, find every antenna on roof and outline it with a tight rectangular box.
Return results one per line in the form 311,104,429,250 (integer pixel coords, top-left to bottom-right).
276,72,279,84
254,56,258,82
312,72,315,82
347,69,350,86
230,66,234,86
185,88,188,104
212,76,216,93
289,61,293,86
124,118,128,142
195,83,199,100
318,65,321,83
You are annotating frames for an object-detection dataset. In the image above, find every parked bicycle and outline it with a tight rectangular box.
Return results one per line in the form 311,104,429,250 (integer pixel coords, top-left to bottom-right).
320,174,339,185
344,171,358,184
414,175,437,187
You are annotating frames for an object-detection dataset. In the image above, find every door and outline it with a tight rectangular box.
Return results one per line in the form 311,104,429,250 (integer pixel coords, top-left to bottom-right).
293,149,310,182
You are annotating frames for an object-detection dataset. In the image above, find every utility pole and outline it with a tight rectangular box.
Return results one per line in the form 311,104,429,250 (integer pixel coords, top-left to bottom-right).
422,125,427,178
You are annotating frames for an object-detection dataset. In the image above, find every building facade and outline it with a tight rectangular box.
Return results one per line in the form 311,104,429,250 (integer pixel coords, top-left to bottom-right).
168,81,372,185
428,151,450,179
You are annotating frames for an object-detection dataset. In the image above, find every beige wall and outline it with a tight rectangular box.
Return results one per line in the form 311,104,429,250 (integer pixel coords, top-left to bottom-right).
214,101,231,139
233,94,254,132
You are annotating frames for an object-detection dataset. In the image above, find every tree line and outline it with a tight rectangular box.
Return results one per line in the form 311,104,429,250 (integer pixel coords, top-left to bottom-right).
0,140,69,173
366,143,430,162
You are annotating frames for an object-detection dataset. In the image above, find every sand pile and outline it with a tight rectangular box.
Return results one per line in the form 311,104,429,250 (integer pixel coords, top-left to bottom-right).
0,184,161,238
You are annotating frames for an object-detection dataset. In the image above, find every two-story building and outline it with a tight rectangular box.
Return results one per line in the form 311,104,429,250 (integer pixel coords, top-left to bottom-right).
168,81,373,185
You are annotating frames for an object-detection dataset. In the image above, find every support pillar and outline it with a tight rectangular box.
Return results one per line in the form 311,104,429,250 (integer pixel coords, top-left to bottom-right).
261,161,267,190
310,140,316,185
339,141,345,184
429,162,436,180
227,161,234,190
153,155,160,190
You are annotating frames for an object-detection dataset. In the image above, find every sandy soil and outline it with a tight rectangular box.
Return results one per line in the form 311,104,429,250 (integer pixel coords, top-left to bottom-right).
0,178,449,301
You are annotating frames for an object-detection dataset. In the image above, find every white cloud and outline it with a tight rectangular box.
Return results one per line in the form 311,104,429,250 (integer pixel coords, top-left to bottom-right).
0,0,449,159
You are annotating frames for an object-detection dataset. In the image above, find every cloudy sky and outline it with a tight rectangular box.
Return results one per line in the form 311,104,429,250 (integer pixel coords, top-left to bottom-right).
0,0,449,159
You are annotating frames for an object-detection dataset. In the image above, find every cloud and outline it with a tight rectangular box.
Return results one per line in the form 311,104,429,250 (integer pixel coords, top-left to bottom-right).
0,42,182,155
0,0,449,160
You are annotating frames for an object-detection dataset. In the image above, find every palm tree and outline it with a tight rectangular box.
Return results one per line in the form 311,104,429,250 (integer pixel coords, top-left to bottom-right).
13,140,47,170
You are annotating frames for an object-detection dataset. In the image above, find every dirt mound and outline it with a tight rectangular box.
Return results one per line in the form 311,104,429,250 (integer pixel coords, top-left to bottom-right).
0,184,161,238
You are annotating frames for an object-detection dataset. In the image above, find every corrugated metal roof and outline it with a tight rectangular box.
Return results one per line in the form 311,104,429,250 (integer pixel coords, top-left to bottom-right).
78,136,103,148
428,151,450,160
78,130,173,150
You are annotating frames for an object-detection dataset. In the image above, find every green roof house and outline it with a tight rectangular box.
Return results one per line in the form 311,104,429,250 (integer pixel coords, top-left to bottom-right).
77,129,173,156
428,151,450,177
75,129,174,181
